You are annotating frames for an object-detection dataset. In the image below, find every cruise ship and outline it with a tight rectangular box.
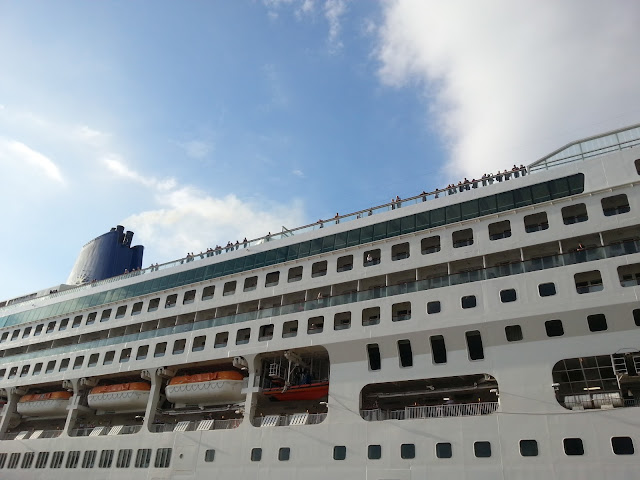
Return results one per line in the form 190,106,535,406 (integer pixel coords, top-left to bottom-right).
0,124,639,479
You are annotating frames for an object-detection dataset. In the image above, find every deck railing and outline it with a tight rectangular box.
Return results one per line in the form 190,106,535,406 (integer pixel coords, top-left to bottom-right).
360,402,499,421
251,413,327,427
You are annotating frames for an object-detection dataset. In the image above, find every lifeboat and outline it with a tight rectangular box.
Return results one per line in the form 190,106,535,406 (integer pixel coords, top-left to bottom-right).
17,391,72,417
165,371,245,407
88,382,151,412
262,381,329,401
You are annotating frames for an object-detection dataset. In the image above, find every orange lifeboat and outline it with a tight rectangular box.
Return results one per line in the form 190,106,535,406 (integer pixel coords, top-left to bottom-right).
165,370,245,407
262,381,329,402
88,382,151,412
17,391,72,417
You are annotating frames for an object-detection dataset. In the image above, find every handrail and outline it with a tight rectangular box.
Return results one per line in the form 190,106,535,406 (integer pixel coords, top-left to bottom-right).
360,401,499,421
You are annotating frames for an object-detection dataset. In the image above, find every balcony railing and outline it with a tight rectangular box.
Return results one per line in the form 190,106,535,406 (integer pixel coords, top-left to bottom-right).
251,413,327,427
360,402,499,421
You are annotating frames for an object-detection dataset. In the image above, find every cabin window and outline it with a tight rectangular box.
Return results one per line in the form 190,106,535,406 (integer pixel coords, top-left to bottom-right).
587,313,608,332
82,450,97,468
0,332,7,343
251,448,262,462
391,242,410,261
183,290,196,304
73,356,84,369
636,159,640,175
312,261,327,277
489,220,511,240
500,288,517,303
154,343,166,358
8,367,17,379
612,437,634,455
545,320,564,337
524,212,549,232
265,272,280,287
66,451,80,468
202,285,215,300
50,451,64,469
452,228,473,248
236,328,251,345
118,348,131,363
466,330,484,360
46,321,56,333
505,325,523,342
136,345,148,360
426,301,441,314
117,449,132,468
259,324,274,341
32,363,42,375
618,263,640,287
34,324,44,335
634,309,640,327
19,365,29,377
100,309,111,322
282,321,298,338
362,307,380,326
367,344,381,371
22,326,32,338
22,451,34,468
103,351,115,365
436,443,452,459
115,306,127,319
99,450,114,468
135,449,152,468
308,316,324,334
337,255,353,272
368,445,382,460
575,270,603,294
363,249,381,266
172,339,186,355
147,298,160,312
398,339,413,367
8,452,20,469
131,302,143,315
474,441,491,458
461,295,476,309
204,449,216,462
421,235,441,254
334,312,351,330
223,281,236,296
243,276,258,291
288,266,303,282
45,360,56,373
392,302,411,322
430,335,447,364
59,318,69,330
59,358,70,371
562,203,588,224
214,332,228,348
154,448,172,468
165,294,177,308
72,315,83,327
602,194,630,216
278,447,290,461
192,335,206,352
401,444,415,459
520,440,538,457
11,329,19,340
563,438,584,456
538,282,556,297
333,446,346,461
35,452,49,469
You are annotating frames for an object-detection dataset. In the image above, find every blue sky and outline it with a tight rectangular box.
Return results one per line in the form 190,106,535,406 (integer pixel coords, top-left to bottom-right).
1,0,640,300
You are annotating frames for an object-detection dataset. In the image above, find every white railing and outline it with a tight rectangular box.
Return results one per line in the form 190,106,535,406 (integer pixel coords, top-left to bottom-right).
251,412,327,427
360,402,499,421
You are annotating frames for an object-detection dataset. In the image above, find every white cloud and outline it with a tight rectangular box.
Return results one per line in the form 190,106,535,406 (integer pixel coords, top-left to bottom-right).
179,139,214,159
102,154,176,191
324,0,347,53
292,169,304,177
376,0,640,179
0,137,64,183
73,125,110,147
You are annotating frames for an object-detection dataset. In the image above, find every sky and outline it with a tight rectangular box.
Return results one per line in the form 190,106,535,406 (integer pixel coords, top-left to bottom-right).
1,0,640,300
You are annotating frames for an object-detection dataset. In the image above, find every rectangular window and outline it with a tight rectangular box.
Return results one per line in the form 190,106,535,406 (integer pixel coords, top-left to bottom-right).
35,451,49,468
278,447,290,461
474,441,491,458
489,220,511,240
131,302,143,315
563,438,584,456
397,339,413,367
562,203,588,225
333,446,346,460
32,363,42,375
587,313,607,332
172,339,186,354
337,255,353,272
602,194,630,216
282,320,298,338
308,316,324,334
154,448,172,468
312,261,327,277
119,348,132,363
391,243,410,261
364,249,381,266
153,343,166,358
72,315,83,327
66,451,80,468
524,212,549,232
367,344,381,371
392,302,411,322
362,307,380,326
520,440,538,456
334,312,351,330
430,335,447,364
135,449,152,468
575,270,603,294
82,450,97,468
50,451,65,468
401,443,415,459
251,448,262,462
611,436,634,455
436,442,452,459
204,449,216,462
265,271,280,287
202,285,215,300
466,330,484,360
505,325,523,342
500,288,517,303
214,332,228,348
192,335,206,352
545,319,564,337
117,449,132,468
8,453,20,469
259,324,274,341
100,309,112,322
427,301,441,314
538,282,556,297
368,445,382,460
421,235,441,254
73,356,84,369
223,281,236,296
183,289,196,304
115,305,127,318
288,266,303,282
88,353,99,367
136,345,148,360
99,450,114,468
461,295,476,309
147,298,160,312
22,451,34,468
236,328,251,345
452,228,473,248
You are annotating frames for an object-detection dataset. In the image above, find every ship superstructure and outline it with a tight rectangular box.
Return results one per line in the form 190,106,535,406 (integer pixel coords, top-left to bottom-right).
0,124,639,479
